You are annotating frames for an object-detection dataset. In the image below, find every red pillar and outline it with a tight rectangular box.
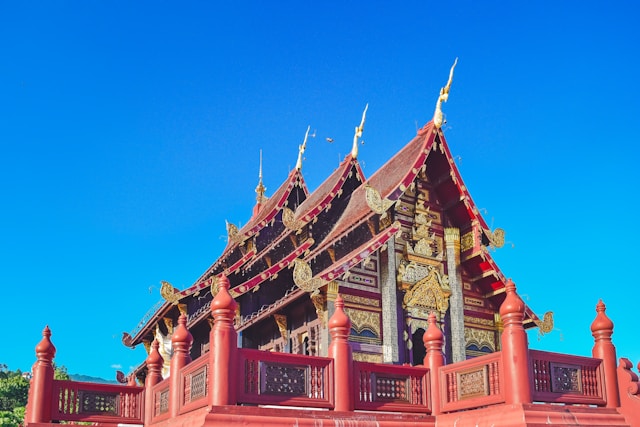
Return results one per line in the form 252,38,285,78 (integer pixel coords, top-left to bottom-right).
25,326,56,425
169,313,193,417
423,312,444,415
209,274,238,406
328,294,354,411
591,299,620,408
144,340,164,425
499,279,532,405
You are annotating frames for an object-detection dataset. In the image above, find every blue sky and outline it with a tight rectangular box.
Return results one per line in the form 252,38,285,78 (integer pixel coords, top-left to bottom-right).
1,1,639,380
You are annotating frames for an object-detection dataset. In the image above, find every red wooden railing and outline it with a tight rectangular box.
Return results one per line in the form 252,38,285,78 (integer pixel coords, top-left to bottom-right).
353,361,430,413
439,351,504,412
236,348,334,408
51,379,144,424
529,349,605,405
149,377,170,423
179,352,209,414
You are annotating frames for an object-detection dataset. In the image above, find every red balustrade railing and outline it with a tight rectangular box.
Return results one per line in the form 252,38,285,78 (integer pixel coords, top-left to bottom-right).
149,377,170,423
51,379,143,424
439,351,504,413
353,361,430,413
179,352,210,414
529,349,605,405
237,348,334,408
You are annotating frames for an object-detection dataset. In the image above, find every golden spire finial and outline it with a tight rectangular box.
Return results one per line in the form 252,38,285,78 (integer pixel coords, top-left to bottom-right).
295,125,312,171
351,104,368,159
433,58,458,129
255,150,266,203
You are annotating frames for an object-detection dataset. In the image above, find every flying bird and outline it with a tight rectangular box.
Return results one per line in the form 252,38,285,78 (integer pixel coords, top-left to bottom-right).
326,137,334,143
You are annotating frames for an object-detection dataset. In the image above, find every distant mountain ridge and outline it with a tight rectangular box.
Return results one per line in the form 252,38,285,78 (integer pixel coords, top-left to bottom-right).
69,373,118,384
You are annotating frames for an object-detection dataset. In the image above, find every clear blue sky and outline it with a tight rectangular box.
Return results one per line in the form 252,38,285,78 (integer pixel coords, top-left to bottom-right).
2,1,638,380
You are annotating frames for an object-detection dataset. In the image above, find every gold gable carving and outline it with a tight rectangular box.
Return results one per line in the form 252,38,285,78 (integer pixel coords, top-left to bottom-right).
402,265,451,315
344,307,380,338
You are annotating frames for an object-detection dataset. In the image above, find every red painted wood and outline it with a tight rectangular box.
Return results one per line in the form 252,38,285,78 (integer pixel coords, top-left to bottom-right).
328,294,354,411
424,312,444,415
499,279,532,405
591,299,621,408
144,339,163,425
25,326,56,425
169,313,193,417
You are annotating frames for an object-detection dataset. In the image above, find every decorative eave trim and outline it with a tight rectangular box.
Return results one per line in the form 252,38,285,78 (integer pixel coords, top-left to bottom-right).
228,238,315,298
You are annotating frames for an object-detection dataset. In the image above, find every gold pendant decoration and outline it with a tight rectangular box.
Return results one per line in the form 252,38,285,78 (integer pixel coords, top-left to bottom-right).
364,184,395,219
486,227,505,249
160,280,181,305
282,207,305,233
292,258,325,295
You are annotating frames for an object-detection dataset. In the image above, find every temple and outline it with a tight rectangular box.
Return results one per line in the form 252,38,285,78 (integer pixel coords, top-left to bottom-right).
24,64,640,426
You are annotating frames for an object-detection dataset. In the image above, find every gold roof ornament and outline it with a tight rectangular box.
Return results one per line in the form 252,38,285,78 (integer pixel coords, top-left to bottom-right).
433,58,458,129
160,280,180,305
295,125,312,171
255,150,267,204
351,104,368,159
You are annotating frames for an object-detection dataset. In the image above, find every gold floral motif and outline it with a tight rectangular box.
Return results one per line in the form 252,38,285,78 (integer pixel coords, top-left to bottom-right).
292,258,325,295
282,206,305,233
352,352,382,363
341,294,380,307
160,281,180,305
464,316,495,327
364,185,395,219
460,231,475,252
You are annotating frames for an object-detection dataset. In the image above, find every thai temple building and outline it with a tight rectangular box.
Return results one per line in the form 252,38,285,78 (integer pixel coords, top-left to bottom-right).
24,64,640,426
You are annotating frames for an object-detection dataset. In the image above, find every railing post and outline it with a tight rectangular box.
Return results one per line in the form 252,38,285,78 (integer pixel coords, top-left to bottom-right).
25,326,56,425
423,312,444,415
328,294,354,411
499,279,532,404
169,313,193,417
144,340,164,425
209,274,238,406
591,299,620,408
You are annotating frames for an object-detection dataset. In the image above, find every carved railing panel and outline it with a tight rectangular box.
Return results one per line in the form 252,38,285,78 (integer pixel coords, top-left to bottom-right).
150,377,170,423
439,352,504,412
179,352,209,414
353,361,430,413
50,380,143,424
530,349,605,405
237,348,333,408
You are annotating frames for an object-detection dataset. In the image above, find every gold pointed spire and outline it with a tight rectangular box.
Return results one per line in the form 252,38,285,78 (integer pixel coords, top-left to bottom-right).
351,104,368,159
255,150,266,204
295,125,311,171
433,58,458,129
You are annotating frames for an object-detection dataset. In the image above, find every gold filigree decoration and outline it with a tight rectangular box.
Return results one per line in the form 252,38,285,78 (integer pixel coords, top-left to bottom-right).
465,328,496,352
433,58,458,128
292,258,325,295
160,280,180,305
226,221,244,244
534,311,554,335
364,184,395,219
282,206,305,233
210,276,219,296
460,231,475,252
402,266,451,314
273,314,288,341
344,307,380,338
352,352,382,363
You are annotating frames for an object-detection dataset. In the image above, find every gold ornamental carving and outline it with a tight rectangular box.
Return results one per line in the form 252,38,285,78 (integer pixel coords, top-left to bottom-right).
292,258,325,295
282,206,305,233
310,293,326,327
464,327,496,352
160,280,180,305
273,314,288,341
486,228,505,249
402,265,451,314
534,311,554,335
460,231,475,252
226,221,245,245
344,307,380,339
364,184,395,219
433,58,457,129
